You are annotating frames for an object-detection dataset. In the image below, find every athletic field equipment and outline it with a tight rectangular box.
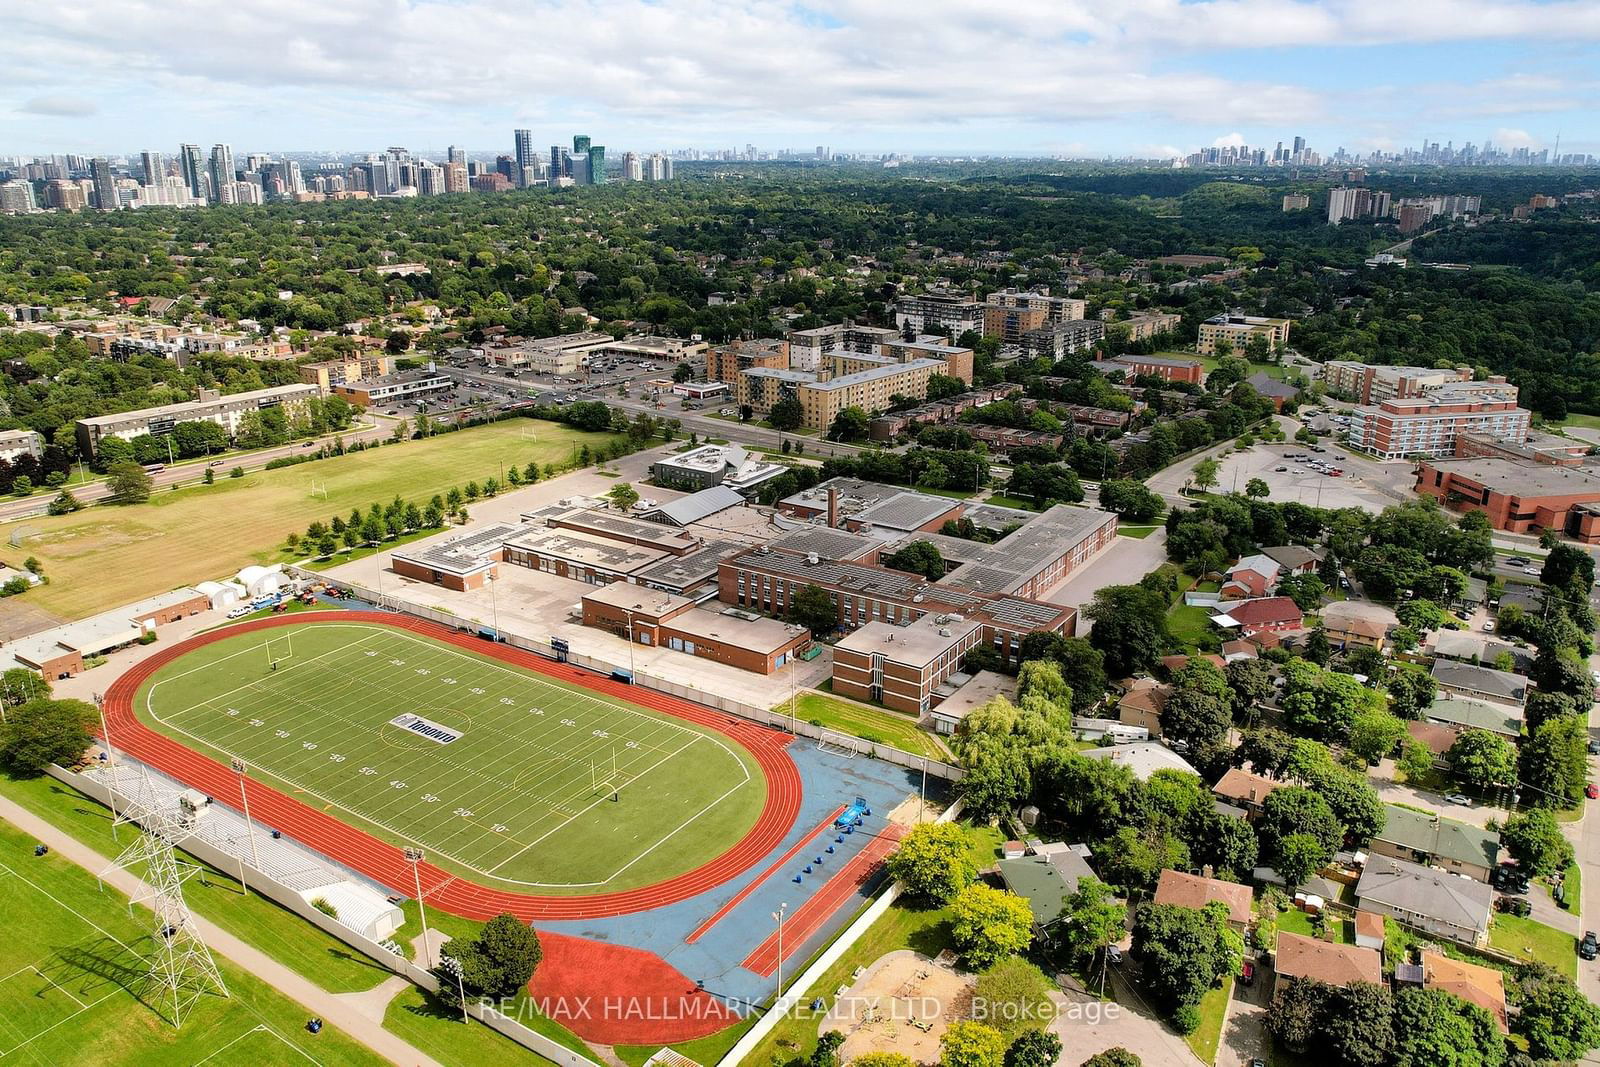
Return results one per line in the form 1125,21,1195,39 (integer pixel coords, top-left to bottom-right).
815,729,864,758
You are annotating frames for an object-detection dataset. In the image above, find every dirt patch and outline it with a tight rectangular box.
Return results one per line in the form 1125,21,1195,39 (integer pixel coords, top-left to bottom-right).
821,950,974,1065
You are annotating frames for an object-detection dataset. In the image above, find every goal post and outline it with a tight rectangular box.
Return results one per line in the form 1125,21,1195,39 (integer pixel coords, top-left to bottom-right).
265,634,294,669
815,729,863,758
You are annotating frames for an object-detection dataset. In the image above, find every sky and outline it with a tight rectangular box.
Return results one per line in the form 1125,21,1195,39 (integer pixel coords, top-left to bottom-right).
3,0,1599,159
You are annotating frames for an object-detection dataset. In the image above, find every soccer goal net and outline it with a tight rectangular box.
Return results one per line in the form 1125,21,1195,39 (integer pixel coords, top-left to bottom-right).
815,730,864,758
266,635,294,668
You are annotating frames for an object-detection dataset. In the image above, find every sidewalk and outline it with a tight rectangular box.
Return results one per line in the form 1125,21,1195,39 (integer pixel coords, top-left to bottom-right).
0,793,442,1067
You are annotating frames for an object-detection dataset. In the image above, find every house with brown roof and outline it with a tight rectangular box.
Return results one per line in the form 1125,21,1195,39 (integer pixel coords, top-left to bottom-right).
1116,678,1170,737
1272,931,1383,997
1220,554,1281,601
1153,869,1253,929
1211,768,1287,819
1212,596,1304,635
1422,951,1508,1033
1321,601,1396,651
1404,720,1457,760
1354,910,1385,950
1159,653,1226,675
1262,545,1322,575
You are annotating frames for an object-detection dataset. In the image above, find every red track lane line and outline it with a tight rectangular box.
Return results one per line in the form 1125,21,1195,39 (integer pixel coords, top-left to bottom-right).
685,804,846,944
740,826,905,977
99,611,804,921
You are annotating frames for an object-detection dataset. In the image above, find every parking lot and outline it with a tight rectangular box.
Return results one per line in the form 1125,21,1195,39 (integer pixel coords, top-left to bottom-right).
1210,438,1412,511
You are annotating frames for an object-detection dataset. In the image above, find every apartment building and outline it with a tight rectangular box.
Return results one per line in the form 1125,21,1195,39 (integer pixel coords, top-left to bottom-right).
894,288,985,337
331,371,452,407
1327,186,1392,223
0,429,44,462
1320,361,1473,404
786,322,900,372
798,359,944,429
1023,319,1106,360
1345,388,1529,460
982,287,1086,344
1196,314,1292,356
1119,312,1183,342
1282,193,1310,211
298,354,393,391
707,338,789,386
75,383,321,457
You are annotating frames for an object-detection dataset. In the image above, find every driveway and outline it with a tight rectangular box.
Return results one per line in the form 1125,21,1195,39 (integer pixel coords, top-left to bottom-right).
1052,973,1201,1067
1217,963,1270,1067
1368,760,1501,829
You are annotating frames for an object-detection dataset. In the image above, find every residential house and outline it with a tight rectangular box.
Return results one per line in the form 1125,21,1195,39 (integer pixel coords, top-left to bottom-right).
1272,932,1383,997
1369,805,1501,882
1321,601,1396,651
1431,661,1528,708
1404,720,1458,761
1080,742,1197,781
996,849,1099,939
1422,951,1508,1033
1431,630,1528,672
1211,768,1287,819
1153,869,1253,929
1116,678,1170,737
1261,545,1322,575
1354,853,1494,945
1423,697,1523,741
1220,554,1281,601
1212,596,1303,635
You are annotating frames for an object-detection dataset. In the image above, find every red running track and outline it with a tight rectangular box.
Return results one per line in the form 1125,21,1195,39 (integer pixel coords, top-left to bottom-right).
740,824,905,978
100,612,804,922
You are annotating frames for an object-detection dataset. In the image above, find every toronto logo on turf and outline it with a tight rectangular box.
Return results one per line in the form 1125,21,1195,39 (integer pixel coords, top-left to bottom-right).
388,713,463,744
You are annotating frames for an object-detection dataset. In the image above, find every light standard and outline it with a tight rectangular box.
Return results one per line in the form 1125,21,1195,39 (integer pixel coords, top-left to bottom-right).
93,692,120,839
229,756,261,895
919,756,928,821
405,847,434,969
771,902,789,1013
486,571,500,641
622,608,638,677
439,953,469,1023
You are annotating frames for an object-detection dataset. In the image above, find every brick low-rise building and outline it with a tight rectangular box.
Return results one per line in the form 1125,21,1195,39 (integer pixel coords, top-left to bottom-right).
1415,457,1600,542
832,612,983,714
580,582,811,675
1345,388,1529,460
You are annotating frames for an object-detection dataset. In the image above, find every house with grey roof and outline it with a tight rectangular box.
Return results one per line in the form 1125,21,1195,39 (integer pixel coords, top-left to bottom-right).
1423,697,1523,740
1355,853,1493,945
1431,661,1528,708
996,849,1099,938
1369,805,1501,882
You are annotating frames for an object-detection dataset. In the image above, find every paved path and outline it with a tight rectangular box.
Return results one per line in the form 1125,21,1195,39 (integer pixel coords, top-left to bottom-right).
1216,965,1270,1067
1053,975,1201,1067
0,793,443,1067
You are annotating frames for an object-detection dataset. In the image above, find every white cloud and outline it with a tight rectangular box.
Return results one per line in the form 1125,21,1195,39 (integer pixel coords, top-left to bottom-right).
19,94,97,117
1493,127,1541,148
1212,132,1248,148
2,0,1596,150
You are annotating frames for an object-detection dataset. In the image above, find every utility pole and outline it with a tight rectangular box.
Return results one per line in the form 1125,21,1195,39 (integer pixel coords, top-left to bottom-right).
772,902,789,1013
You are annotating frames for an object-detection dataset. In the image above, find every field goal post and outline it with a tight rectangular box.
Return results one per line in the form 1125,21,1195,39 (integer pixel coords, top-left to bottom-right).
589,746,620,796
266,634,294,669
815,729,864,758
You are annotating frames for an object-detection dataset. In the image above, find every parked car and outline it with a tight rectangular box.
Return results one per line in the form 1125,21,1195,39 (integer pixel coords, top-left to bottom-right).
1581,932,1598,961
225,606,252,620
1588,739,1600,755
1587,783,1598,800
1240,959,1255,986
1106,944,1124,965
1444,793,1471,805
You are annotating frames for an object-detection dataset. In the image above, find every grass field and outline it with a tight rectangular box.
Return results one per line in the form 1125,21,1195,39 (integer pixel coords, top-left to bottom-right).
11,420,622,620
137,621,766,892
1185,976,1233,1064
0,819,384,1067
781,691,949,760
1489,913,1577,980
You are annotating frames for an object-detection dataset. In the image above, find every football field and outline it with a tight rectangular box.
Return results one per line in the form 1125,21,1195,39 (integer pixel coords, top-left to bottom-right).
136,621,767,892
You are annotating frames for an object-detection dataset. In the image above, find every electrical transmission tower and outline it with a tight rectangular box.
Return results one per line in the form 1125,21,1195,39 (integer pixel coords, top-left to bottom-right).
103,781,229,1027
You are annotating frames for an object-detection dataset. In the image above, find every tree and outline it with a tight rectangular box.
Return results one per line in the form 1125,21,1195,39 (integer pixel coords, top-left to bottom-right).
1,668,51,709
1081,1051,1140,1067
1098,480,1163,523
1518,713,1589,808
1515,971,1600,1061
883,540,946,581
1395,599,1447,634
1268,977,1330,1052
106,461,153,504
829,406,869,441
606,482,640,511
1016,660,1072,714
811,1031,844,1067
1160,660,1233,749
788,584,836,636
47,488,82,515
1245,477,1270,499
0,698,98,776
1055,876,1126,967
1387,669,1437,719
1191,808,1259,879
887,822,976,904
1322,981,1395,1067
769,396,804,432
436,913,543,1005
1003,1030,1062,1067
1084,585,1169,679
1191,458,1220,493
1224,659,1274,722
1347,708,1407,765
1130,901,1241,1018
672,362,693,384
852,1056,915,1067
1274,833,1327,889
1445,728,1517,791
1500,809,1574,877
940,1021,1007,1067
949,884,1033,968
1257,786,1342,868
1276,573,1327,611
1541,542,1595,599
1390,987,1504,1067
973,958,1054,1040
1397,739,1437,782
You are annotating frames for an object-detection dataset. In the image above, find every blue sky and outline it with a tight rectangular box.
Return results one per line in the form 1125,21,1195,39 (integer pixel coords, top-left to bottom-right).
2,0,1596,159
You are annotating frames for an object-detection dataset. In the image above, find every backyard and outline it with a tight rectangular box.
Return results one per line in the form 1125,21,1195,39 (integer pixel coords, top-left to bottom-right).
6,420,622,620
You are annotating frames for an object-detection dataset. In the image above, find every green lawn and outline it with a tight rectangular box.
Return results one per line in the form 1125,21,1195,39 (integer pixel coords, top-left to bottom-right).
1278,909,1354,944
1186,976,1234,1063
1183,352,1290,380
1118,524,1160,539
11,420,623,621
383,986,576,1067
982,493,1040,511
782,690,950,760
1550,412,1600,432
1488,914,1578,980
0,816,385,1067
1541,861,1582,917
137,619,766,892
1166,604,1215,651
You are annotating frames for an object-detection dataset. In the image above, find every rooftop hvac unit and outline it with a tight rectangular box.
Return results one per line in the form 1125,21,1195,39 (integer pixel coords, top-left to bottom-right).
939,628,951,637
806,552,819,565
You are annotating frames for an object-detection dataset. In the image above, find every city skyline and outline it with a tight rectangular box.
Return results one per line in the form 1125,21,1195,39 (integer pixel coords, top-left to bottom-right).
2,0,1597,158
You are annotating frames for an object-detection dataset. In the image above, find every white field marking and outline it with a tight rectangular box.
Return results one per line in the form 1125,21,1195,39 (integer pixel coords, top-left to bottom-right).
141,624,758,888
191,1024,319,1067
147,629,385,724
28,966,88,1009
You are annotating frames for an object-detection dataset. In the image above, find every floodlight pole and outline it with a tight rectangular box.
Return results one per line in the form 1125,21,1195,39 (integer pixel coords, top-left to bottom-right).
772,902,789,1012
441,954,469,1023
229,757,260,894
920,756,928,821
406,847,434,969
486,571,500,641
94,692,120,840
623,608,638,676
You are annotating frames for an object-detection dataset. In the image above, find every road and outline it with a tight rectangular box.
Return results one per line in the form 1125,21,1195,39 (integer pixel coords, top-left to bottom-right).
0,415,396,523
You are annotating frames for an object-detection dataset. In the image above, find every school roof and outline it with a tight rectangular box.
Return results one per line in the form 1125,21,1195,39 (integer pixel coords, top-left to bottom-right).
392,523,522,578
643,485,746,527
